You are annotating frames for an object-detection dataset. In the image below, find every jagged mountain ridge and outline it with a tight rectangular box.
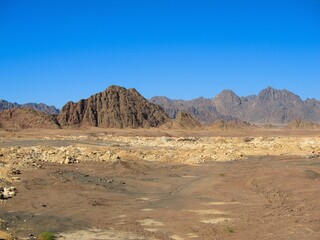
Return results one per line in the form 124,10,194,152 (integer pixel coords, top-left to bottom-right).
151,87,320,124
57,85,169,128
150,96,237,123
0,99,59,115
1,86,320,129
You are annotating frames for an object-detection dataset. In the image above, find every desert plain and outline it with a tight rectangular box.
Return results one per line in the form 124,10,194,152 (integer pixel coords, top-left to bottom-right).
0,127,319,240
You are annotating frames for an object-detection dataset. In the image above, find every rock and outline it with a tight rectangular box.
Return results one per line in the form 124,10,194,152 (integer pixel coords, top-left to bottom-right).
0,231,14,240
243,137,254,142
0,186,16,199
61,156,79,164
11,177,20,181
11,168,21,175
306,153,320,159
57,85,169,128
177,137,198,142
160,137,174,142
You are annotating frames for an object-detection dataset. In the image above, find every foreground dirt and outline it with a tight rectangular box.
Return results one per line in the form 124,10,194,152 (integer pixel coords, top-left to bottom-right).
0,129,320,239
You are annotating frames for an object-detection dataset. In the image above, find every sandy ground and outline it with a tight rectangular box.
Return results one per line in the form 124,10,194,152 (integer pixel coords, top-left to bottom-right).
0,128,320,239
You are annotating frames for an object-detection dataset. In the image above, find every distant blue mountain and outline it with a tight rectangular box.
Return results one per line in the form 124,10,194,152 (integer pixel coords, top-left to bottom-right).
0,99,59,115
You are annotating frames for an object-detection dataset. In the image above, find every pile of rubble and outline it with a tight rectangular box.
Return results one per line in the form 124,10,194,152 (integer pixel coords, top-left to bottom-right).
0,136,319,168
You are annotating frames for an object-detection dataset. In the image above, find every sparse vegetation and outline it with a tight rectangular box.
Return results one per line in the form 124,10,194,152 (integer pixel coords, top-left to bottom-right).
225,226,234,233
37,231,56,240
219,173,225,177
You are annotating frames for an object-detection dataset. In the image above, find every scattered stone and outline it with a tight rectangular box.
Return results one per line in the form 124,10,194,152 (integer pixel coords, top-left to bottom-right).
160,137,173,142
177,137,198,142
0,187,16,200
11,168,21,175
61,156,79,164
306,152,320,159
11,177,20,182
243,137,254,142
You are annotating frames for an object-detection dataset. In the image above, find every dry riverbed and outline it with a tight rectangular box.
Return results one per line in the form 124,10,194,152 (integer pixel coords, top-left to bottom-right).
0,129,319,239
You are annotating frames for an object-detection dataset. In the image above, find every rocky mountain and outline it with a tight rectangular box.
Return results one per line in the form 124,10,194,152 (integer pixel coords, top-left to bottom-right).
0,108,61,130
57,85,169,128
0,99,59,115
213,87,320,123
151,87,320,124
150,96,236,123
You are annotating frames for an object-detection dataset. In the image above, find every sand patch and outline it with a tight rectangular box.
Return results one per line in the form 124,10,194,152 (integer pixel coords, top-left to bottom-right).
201,217,231,224
137,219,164,227
190,209,227,215
170,234,184,240
57,228,146,240
187,233,199,238
141,208,154,212
204,201,239,206
144,228,158,233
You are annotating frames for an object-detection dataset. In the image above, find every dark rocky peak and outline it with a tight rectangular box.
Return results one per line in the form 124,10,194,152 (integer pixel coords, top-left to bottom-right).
57,85,169,128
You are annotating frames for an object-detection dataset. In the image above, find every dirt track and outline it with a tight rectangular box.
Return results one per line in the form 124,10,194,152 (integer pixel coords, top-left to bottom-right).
0,129,320,239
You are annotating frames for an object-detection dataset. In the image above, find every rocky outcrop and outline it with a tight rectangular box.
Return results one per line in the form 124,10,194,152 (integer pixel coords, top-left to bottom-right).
173,111,202,129
162,111,202,130
57,85,169,128
0,108,60,130
285,119,320,129
208,120,252,130
0,100,59,115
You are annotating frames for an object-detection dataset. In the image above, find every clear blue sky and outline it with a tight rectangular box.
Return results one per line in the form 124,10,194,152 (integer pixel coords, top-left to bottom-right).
0,0,319,108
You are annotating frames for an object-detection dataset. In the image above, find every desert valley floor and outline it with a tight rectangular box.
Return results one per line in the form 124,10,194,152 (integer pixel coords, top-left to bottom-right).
0,128,320,240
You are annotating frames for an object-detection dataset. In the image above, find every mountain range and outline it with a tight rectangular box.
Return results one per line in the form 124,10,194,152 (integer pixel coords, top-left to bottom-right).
150,87,320,124
0,99,59,115
1,86,320,130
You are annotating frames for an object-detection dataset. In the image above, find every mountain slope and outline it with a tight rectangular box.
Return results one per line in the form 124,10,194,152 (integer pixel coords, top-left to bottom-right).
57,85,169,128
0,108,60,130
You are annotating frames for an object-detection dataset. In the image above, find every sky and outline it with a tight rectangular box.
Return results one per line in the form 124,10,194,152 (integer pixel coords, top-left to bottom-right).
0,0,319,108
